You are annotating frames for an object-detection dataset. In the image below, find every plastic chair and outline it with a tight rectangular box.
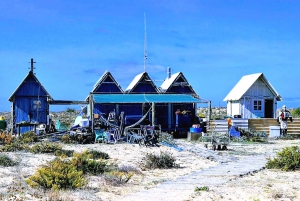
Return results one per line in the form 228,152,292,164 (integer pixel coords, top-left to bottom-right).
95,129,107,143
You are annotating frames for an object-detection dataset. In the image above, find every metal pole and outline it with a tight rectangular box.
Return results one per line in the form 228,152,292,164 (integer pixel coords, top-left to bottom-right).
152,102,155,126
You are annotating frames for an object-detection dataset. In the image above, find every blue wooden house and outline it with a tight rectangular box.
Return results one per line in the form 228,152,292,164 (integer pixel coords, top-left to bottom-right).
86,71,124,119
160,71,197,94
88,69,203,136
125,72,159,93
8,65,53,134
158,71,199,133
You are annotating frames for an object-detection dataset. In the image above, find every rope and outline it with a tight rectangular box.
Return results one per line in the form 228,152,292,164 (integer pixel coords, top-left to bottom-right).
124,107,152,130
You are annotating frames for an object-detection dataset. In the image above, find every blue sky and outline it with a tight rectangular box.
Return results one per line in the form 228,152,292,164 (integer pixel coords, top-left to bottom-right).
1,0,299,112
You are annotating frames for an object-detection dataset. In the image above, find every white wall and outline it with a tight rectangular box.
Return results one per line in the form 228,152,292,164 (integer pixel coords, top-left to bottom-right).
226,100,240,116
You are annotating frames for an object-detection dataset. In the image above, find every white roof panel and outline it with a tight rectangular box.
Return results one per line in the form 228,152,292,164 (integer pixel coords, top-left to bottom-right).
223,73,282,101
160,72,181,91
125,72,144,91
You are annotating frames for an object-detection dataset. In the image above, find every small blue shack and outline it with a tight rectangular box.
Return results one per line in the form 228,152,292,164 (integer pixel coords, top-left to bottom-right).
8,59,53,134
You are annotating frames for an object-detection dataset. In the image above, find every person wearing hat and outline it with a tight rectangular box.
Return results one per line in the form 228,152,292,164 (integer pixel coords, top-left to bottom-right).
278,105,293,136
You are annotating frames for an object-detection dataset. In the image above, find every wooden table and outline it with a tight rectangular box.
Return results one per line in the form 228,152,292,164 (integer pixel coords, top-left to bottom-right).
16,123,38,136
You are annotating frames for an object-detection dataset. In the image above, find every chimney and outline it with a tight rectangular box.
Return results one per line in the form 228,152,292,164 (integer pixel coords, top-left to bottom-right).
167,67,171,79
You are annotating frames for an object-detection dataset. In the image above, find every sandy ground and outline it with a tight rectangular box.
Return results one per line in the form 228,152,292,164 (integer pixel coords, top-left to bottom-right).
0,138,300,201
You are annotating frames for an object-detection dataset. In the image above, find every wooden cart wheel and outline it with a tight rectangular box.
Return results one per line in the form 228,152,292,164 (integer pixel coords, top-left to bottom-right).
222,145,227,150
204,144,208,148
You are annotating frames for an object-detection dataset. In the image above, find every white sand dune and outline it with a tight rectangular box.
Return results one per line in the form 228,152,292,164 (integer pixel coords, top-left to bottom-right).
0,139,299,201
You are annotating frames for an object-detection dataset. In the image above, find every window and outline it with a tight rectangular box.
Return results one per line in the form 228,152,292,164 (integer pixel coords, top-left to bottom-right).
253,100,262,111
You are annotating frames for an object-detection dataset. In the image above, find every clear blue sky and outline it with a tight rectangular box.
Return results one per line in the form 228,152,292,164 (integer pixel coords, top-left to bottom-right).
1,0,299,112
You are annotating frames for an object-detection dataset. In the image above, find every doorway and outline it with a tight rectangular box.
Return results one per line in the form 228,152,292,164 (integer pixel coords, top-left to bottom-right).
264,99,273,118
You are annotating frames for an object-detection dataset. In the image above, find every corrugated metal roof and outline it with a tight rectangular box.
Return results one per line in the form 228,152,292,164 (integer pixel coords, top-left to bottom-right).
8,71,53,102
223,73,282,101
93,94,201,103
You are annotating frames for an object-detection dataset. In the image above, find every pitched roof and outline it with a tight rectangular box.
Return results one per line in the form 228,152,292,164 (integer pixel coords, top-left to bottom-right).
91,71,123,93
125,72,159,93
160,72,196,94
223,73,282,101
86,71,124,101
8,71,53,102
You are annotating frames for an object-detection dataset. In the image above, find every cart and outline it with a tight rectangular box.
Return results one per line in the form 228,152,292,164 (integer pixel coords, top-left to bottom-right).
201,124,230,150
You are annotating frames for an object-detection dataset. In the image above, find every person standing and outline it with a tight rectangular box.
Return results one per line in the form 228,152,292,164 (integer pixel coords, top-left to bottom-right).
278,105,293,136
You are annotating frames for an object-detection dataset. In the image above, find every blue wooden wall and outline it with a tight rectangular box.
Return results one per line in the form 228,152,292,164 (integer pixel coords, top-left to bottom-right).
92,71,197,131
13,72,49,133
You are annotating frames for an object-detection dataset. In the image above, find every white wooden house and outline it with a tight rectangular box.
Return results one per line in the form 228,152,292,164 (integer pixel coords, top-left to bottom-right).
223,73,282,118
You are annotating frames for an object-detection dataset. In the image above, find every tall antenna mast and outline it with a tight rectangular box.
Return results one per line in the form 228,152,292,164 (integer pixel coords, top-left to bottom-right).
144,12,148,72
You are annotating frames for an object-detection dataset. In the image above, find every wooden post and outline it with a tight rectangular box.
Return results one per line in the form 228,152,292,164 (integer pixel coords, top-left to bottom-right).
168,103,172,130
89,93,94,133
30,58,36,72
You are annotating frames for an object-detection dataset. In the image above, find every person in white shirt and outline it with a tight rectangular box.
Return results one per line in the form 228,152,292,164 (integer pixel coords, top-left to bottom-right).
278,105,293,136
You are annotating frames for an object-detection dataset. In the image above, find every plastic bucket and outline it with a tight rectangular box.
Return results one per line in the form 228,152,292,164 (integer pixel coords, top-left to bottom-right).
190,127,202,133
80,119,89,127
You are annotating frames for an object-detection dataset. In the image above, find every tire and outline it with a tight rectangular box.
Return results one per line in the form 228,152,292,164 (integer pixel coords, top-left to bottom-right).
222,145,227,150
217,145,221,150
204,144,208,148
212,145,216,151
139,138,145,147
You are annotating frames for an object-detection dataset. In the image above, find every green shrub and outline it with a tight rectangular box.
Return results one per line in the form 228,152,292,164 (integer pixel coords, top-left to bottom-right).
266,146,300,171
0,143,28,152
61,133,75,144
30,142,62,154
194,186,209,192
71,150,116,175
26,157,86,190
17,131,38,143
0,154,18,167
54,149,74,157
66,108,76,113
87,150,110,159
292,107,300,117
26,150,116,190
141,151,179,169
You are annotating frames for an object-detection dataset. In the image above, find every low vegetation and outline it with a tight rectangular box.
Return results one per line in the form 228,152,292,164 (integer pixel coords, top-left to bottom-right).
30,142,62,154
292,107,300,117
194,186,209,192
140,151,179,169
0,131,14,145
25,149,131,190
266,146,300,171
0,154,18,167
